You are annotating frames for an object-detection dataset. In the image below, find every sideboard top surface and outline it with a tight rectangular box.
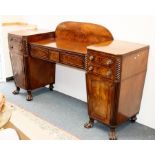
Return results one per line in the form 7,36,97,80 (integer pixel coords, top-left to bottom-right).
87,40,149,55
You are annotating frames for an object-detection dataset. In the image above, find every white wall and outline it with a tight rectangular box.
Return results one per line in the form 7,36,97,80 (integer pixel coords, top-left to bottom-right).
0,16,25,23
5,15,155,129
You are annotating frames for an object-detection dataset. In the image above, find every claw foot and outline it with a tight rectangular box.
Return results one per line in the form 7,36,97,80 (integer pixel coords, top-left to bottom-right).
49,83,54,91
12,87,20,95
84,119,94,129
109,128,117,140
130,115,137,123
26,91,33,101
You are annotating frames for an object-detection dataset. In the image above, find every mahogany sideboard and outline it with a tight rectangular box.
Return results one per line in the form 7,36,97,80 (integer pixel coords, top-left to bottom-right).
8,21,149,139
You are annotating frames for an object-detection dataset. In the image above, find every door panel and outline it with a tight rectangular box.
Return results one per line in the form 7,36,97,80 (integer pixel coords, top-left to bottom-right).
86,73,115,124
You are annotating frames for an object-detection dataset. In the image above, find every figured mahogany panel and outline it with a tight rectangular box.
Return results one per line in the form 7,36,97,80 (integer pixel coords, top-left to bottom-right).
86,73,115,124
60,52,85,69
55,21,113,44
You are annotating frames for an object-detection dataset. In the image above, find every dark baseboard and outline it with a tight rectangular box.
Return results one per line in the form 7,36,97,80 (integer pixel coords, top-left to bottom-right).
6,76,14,82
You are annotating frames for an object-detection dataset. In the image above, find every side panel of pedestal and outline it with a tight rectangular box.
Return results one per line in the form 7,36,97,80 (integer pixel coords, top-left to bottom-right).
8,34,55,91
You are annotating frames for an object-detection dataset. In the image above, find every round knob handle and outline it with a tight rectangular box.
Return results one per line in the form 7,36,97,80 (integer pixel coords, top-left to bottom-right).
89,55,94,61
106,59,113,65
88,66,93,71
10,46,13,49
106,70,112,77
10,38,13,41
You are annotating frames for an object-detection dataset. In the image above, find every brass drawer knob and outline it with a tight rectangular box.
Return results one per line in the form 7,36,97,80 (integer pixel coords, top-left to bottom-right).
89,55,94,61
88,66,93,71
106,59,113,65
106,70,112,77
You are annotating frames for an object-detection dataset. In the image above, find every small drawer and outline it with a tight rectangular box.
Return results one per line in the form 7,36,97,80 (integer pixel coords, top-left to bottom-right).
60,52,85,69
49,50,59,62
87,65,114,80
88,50,115,67
30,45,49,60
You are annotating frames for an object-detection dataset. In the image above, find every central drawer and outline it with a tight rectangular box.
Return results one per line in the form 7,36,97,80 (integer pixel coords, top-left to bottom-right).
60,52,85,69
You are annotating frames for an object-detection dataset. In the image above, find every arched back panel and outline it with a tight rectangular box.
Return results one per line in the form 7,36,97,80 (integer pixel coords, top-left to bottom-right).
55,21,113,45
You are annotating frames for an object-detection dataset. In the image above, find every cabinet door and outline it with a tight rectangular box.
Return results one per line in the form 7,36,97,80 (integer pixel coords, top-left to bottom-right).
86,73,115,124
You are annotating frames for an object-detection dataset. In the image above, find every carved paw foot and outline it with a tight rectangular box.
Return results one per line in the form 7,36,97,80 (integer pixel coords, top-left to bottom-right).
26,91,33,101
26,94,33,101
12,90,19,95
130,115,137,123
12,87,20,95
109,135,117,140
109,128,117,140
84,119,94,129
49,84,54,91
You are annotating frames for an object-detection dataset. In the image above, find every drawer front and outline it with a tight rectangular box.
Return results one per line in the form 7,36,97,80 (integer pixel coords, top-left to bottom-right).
60,52,85,69
87,50,115,67
87,65,114,80
87,50,122,81
8,35,24,53
30,45,49,60
49,50,59,62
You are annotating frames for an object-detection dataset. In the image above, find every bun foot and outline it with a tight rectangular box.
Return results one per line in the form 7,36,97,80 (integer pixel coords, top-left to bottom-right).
109,128,117,140
26,91,33,101
130,115,137,123
84,118,94,128
12,87,20,95
49,83,54,91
